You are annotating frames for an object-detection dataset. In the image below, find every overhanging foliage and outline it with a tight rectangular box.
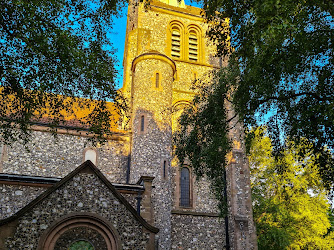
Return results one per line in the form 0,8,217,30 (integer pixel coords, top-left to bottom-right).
0,0,127,144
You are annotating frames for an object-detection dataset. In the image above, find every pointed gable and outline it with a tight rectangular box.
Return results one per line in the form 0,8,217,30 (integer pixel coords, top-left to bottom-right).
0,161,158,249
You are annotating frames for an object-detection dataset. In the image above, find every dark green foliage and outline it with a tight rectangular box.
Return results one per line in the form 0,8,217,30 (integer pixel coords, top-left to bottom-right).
174,69,234,216
190,0,334,191
0,0,127,144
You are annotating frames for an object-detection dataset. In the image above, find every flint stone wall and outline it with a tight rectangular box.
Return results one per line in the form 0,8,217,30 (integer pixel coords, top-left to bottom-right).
0,184,46,219
171,214,225,249
1,130,129,183
4,173,150,250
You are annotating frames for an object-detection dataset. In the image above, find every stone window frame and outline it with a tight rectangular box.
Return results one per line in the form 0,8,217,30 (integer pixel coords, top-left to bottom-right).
151,71,162,90
37,213,121,250
138,113,148,135
188,30,199,61
83,148,99,166
167,21,204,64
175,165,195,209
186,24,203,63
167,20,185,60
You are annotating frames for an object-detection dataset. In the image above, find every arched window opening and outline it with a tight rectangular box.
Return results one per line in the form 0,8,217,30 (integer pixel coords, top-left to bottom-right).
38,214,119,250
180,167,190,207
140,115,145,132
85,149,97,165
155,72,160,88
171,28,181,58
188,30,198,61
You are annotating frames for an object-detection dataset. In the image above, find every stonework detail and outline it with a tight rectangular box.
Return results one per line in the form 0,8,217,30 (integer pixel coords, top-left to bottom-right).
2,130,129,183
0,185,46,219
0,1,257,249
171,214,225,249
54,227,107,250
3,173,151,249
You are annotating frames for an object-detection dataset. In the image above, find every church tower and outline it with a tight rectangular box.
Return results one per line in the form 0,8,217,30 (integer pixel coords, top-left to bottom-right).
121,0,257,249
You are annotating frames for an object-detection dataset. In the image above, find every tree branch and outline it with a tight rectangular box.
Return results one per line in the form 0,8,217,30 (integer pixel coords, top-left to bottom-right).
256,91,333,106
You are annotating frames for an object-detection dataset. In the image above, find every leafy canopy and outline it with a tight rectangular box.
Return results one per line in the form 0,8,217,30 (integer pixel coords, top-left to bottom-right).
0,0,127,144
250,127,334,249
182,0,334,189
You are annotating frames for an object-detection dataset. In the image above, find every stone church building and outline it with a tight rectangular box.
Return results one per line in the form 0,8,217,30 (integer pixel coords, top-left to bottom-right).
0,0,257,249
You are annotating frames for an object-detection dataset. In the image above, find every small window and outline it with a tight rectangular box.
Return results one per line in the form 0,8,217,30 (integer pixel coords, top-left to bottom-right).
140,115,145,132
171,28,181,58
180,167,190,207
188,31,198,61
155,73,160,88
84,149,97,165
163,160,167,179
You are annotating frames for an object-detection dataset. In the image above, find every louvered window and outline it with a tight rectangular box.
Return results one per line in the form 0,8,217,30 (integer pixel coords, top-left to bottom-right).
180,167,190,207
189,31,198,61
171,29,181,58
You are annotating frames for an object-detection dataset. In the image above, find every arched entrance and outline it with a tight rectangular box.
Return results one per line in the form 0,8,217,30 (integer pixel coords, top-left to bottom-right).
37,213,120,250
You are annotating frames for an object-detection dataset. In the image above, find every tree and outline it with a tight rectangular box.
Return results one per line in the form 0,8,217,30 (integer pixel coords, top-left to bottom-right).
250,127,334,249
178,0,334,190
174,68,234,214
0,0,127,145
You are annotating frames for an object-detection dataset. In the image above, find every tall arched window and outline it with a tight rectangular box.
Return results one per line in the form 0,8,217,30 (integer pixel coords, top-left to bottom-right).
180,167,190,207
188,30,198,61
171,27,181,59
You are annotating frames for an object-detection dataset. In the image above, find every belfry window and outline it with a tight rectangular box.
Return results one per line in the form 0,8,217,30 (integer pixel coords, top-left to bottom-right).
171,28,181,58
180,167,190,207
188,31,198,61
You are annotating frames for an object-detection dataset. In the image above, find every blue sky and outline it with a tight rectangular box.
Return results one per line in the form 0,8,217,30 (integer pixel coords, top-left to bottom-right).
109,1,202,88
